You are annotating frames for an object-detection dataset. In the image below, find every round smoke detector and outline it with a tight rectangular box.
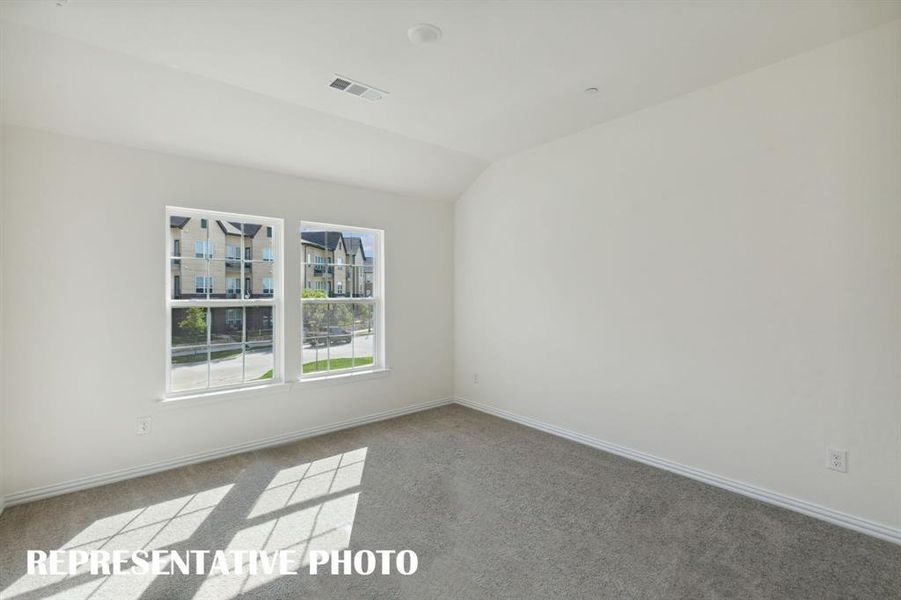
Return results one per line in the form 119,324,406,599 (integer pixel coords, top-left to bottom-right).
408,23,442,45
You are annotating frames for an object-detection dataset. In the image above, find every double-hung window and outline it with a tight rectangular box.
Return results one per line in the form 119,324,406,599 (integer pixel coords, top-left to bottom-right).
300,222,383,378
194,275,213,294
167,207,283,396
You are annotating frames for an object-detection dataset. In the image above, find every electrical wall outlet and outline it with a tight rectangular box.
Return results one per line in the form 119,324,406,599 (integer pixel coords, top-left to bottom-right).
137,416,152,435
827,448,847,472
473,373,479,384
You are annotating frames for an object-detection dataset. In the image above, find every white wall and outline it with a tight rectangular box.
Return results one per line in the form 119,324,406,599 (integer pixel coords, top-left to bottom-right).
455,21,901,529
1,126,453,497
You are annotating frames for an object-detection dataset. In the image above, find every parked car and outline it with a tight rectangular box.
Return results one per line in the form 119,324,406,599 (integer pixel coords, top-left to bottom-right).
307,326,352,347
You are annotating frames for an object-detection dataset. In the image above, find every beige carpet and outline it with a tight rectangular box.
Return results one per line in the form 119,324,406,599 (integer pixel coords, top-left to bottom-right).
1,405,900,599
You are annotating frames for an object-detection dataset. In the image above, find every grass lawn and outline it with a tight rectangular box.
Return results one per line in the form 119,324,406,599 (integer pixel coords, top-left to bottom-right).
256,356,374,380
172,348,241,364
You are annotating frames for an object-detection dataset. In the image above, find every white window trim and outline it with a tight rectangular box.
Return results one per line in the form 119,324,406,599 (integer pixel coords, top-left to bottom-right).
300,221,385,381
165,206,285,400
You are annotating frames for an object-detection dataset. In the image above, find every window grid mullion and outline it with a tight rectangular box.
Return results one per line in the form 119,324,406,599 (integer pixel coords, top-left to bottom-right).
206,306,211,390
167,207,282,396
300,222,382,379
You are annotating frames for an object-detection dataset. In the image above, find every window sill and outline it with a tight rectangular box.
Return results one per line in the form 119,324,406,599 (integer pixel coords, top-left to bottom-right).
159,381,292,408
297,367,391,386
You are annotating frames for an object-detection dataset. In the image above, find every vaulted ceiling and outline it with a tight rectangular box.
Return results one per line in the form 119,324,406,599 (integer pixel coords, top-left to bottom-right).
2,1,899,200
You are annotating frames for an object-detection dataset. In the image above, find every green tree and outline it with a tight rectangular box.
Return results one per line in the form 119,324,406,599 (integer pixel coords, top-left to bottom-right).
178,306,207,345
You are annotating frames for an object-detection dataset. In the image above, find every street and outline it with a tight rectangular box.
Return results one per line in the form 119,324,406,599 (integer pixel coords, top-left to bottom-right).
170,333,374,391
302,332,374,366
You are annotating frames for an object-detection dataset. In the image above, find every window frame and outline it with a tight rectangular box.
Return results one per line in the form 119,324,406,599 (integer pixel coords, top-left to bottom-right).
300,221,385,381
165,206,284,399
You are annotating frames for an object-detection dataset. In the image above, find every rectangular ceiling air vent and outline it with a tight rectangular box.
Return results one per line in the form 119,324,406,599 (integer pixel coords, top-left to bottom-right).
328,75,389,102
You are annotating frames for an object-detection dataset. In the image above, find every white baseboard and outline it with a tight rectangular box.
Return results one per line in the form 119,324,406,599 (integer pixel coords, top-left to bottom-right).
453,396,901,546
3,397,452,507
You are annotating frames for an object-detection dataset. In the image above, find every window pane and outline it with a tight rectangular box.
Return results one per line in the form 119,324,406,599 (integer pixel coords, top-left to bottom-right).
246,307,273,342
303,303,328,374
353,304,375,368
170,307,208,392
211,307,243,344
300,227,343,298
239,221,270,263
171,346,208,392
344,232,375,298
171,258,208,299
245,307,273,381
172,307,208,347
253,261,274,299
326,304,354,370
247,342,273,381
209,342,244,388
206,260,229,299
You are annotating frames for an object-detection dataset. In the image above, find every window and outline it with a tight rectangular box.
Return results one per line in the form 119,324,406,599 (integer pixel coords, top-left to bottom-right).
194,240,213,258
168,207,283,396
173,239,181,257
301,223,383,378
226,277,240,297
194,276,213,294
225,308,241,328
262,247,274,262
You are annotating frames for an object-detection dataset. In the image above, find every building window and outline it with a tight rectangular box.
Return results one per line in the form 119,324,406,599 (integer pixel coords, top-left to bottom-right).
301,223,383,378
173,239,181,257
262,247,274,262
225,308,242,328
194,276,213,294
168,207,283,396
226,277,240,297
194,240,213,258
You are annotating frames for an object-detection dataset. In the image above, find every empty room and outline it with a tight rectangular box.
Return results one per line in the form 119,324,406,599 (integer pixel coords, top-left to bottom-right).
1,1,900,598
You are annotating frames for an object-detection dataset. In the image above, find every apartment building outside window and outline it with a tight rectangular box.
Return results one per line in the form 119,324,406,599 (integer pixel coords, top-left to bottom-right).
300,222,383,378
167,207,283,396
